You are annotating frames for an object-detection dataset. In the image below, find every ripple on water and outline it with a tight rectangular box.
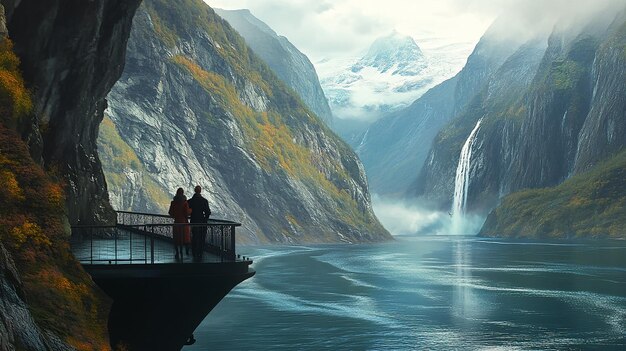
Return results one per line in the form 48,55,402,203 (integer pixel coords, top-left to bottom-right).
192,238,626,350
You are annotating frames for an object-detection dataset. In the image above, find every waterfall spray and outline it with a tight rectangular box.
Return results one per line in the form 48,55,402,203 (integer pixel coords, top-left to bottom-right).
451,119,482,234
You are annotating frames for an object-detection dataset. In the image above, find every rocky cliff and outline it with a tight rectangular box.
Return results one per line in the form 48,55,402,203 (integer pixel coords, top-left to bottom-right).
100,0,390,243
0,123,111,350
6,0,142,225
481,13,626,237
0,0,141,349
415,7,626,237
214,8,333,127
416,35,549,210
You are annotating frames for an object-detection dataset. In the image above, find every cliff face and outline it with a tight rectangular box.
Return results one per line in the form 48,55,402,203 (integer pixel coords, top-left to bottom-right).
481,15,626,237
100,0,390,243
0,239,52,351
574,20,626,172
416,37,549,210
0,0,142,349
5,0,142,225
214,8,334,126
414,8,626,237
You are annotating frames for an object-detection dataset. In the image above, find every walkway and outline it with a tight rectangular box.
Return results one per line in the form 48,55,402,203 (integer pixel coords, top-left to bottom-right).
70,211,251,266
71,228,226,264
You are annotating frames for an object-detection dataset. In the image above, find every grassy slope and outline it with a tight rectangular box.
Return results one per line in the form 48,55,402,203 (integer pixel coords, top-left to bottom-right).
0,38,110,350
481,150,626,238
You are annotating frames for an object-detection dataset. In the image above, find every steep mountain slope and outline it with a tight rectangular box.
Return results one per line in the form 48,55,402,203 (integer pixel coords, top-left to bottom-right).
214,8,333,126
416,37,549,210
101,0,390,244
356,18,532,196
356,77,457,195
416,7,626,237
482,14,626,237
574,19,626,172
8,0,141,226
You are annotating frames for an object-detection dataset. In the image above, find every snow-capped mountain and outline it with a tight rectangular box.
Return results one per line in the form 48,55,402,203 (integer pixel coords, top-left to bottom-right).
352,31,426,76
318,31,466,143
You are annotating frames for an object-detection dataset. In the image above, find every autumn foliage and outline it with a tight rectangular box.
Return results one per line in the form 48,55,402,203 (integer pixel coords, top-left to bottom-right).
0,39,111,350
0,38,32,127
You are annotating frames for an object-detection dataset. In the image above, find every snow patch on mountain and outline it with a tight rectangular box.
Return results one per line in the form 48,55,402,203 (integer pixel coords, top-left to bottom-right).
317,31,473,122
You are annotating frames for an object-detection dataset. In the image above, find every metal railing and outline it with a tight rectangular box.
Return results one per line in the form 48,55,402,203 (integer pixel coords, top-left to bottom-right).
115,210,240,227
70,211,242,264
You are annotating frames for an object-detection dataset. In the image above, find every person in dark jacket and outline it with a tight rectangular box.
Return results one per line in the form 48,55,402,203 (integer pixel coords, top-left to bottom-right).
168,188,191,260
187,185,211,259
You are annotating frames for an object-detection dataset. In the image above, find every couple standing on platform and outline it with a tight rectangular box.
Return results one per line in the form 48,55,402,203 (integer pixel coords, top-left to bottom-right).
168,185,212,261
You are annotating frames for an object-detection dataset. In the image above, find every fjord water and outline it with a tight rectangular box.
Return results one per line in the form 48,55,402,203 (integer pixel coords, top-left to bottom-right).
187,237,626,350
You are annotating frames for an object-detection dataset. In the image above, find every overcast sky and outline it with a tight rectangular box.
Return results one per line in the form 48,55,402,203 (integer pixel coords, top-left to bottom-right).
203,0,514,62
205,0,626,66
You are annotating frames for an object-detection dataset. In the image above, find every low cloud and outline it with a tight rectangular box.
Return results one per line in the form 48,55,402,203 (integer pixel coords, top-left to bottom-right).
479,0,626,45
371,195,485,236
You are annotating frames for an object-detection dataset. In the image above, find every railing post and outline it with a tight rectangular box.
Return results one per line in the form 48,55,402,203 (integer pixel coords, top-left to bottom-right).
144,224,148,264
151,226,155,264
115,227,118,264
204,222,208,255
90,227,93,265
230,225,236,261
129,226,133,263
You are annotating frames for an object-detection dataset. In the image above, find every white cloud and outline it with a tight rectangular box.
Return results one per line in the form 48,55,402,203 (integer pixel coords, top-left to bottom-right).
206,0,626,61
205,0,496,62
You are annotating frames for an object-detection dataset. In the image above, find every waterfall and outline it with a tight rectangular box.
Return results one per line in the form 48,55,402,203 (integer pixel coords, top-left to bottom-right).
451,119,482,233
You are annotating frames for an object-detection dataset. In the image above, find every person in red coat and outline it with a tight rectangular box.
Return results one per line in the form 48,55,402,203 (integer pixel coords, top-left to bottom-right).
168,188,191,260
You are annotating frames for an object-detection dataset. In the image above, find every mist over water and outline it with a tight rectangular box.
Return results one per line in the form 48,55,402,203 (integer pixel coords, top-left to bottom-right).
371,195,485,236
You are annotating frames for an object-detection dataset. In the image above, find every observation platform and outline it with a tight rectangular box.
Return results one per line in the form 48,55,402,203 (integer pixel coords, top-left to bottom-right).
70,211,255,351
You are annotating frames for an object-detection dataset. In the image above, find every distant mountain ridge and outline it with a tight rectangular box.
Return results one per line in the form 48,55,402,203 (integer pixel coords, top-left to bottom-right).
416,11,619,205
214,8,334,126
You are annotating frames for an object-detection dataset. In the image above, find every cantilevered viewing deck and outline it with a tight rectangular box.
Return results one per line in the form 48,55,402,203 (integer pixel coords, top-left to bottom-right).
71,211,251,264
70,211,255,351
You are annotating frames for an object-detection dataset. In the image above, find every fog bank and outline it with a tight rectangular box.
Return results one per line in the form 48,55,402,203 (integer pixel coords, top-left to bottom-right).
372,195,485,236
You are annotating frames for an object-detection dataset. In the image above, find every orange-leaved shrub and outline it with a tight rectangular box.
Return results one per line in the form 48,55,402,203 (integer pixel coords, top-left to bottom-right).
0,39,111,350
0,38,32,128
